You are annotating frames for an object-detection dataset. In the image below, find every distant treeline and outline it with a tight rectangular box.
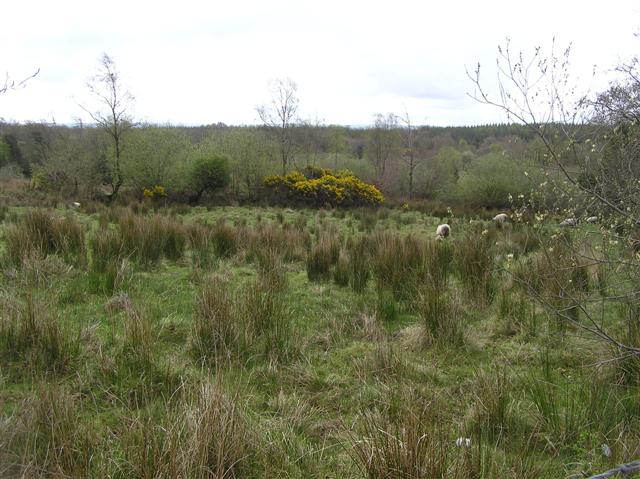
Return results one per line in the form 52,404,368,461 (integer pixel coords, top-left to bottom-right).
0,121,592,208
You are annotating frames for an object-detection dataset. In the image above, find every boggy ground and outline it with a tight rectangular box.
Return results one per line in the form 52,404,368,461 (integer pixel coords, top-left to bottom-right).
0,204,639,478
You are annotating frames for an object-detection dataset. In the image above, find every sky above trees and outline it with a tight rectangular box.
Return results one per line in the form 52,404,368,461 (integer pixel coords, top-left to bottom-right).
1,0,639,126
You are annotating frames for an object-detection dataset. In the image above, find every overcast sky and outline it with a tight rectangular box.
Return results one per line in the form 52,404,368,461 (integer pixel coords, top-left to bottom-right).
1,0,639,126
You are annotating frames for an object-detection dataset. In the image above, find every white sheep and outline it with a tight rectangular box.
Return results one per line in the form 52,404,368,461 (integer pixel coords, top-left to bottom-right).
493,213,509,223
586,216,598,224
560,218,578,227
71,202,81,209
435,223,451,239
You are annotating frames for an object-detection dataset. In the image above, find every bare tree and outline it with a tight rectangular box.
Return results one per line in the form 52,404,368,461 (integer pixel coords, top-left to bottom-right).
366,113,400,184
398,108,422,199
296,114,325,168
327,125,348,171
256,78,299,175
0,69,39,96
79,53,134,201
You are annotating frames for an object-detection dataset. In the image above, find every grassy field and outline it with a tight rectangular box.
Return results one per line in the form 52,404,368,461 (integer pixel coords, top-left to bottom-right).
0,204,639,478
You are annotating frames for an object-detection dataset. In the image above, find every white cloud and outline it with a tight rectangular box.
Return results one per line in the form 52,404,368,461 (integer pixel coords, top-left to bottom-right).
1,0,638,125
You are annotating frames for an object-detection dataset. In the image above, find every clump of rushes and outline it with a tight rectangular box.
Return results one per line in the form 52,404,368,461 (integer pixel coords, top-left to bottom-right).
256,247,288,292
117,212,186,265
191,277,236,361
348,236,371,293
333,249,350,287
121,301,154,369
187,222,214,267
90,226,125,273
5,209,86,266
372,232,426,303
246,223,309,262
376,289,398,322
418,283,464,346
4,384,95,478
114,378,250,478
454,233,495,303
306,235,340,282
347,405,449,478
424,238,453,290
0,292,78,374
212,220,238,258
469,368,513,442
239,280,292,360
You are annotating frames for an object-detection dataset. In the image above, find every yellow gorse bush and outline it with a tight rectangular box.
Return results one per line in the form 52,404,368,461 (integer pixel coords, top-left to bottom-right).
264,167,383,207
142,185,168,199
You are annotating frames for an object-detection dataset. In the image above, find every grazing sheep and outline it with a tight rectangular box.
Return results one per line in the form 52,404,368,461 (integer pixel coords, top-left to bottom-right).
436,224,451,238
586,216,598,224
71,202,81,209
560,218,578,227
493,213,509,223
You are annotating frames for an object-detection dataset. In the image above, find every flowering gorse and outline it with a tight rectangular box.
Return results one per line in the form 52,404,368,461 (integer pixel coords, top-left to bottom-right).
264,167,384,207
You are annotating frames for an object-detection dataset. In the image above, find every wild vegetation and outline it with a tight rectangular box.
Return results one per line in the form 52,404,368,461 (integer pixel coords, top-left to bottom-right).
2,36,640,479
0,202,638,478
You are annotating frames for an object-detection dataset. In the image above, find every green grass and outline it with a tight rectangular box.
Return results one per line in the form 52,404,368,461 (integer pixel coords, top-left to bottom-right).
0,204,639,478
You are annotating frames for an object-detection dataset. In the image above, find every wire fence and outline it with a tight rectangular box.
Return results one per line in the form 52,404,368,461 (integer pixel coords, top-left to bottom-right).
585,460,640,478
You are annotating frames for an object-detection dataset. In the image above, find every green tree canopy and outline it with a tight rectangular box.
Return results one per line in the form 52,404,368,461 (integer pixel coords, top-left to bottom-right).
189,153,230,202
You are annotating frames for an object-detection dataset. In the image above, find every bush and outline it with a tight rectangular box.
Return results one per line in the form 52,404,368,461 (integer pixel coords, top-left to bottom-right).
455,152,542,209
189,153,231,202
264,167,384,207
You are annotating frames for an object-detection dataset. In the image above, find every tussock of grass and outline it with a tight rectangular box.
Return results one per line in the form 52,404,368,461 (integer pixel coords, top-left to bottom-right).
307,235,339,282
418,284,465,346
191,277,236,361
3,385,95,477
5,209,85,265
0,293,78,374
346,405,450,478
454,233,495,303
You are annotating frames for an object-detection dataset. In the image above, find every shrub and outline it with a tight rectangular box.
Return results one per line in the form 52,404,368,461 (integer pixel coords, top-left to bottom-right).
264,167,384,207
189,153,231,202
455,152,542,209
